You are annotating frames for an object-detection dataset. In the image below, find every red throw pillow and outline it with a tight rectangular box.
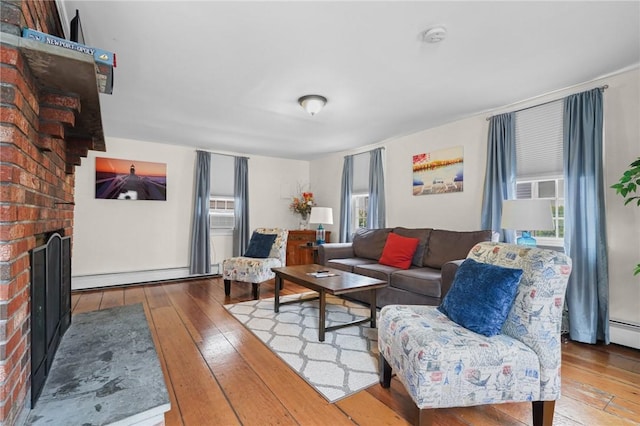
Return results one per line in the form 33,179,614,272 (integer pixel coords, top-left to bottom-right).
378,232,420,269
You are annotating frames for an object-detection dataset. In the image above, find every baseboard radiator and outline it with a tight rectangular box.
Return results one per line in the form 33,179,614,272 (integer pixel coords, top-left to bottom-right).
72,264,221,290
610,319,640,349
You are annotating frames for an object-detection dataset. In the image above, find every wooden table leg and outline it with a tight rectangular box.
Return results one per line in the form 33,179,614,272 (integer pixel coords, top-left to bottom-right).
319,289,326,342
370,289,377,328
274,275,281,313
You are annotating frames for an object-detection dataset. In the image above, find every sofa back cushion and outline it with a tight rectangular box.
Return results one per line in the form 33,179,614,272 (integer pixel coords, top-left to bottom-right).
392,227,432,267
352,228,392,260
423,229,492,269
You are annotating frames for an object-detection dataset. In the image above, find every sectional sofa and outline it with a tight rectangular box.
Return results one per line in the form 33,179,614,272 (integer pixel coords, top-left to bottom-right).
318,227,492,308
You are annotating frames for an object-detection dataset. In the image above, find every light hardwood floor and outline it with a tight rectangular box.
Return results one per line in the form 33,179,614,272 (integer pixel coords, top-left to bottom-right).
71,277,640,425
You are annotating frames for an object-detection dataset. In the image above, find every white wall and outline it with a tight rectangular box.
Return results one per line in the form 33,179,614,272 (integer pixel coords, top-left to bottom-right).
73,138,309,288
311,68,640,347
602,69,640,347
310,114,488,237
73,138,195,287
384,116,487,230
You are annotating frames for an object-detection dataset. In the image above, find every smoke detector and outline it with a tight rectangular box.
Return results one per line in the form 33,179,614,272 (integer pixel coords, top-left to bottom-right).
422,26,447,43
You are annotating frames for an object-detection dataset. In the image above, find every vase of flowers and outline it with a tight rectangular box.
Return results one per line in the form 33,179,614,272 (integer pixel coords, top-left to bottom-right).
290,191,314,229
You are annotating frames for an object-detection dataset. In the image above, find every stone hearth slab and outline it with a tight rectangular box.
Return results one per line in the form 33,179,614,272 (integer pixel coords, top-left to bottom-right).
26,304,170,426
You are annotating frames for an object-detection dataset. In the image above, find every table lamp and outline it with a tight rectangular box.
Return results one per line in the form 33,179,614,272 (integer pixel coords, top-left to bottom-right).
309,207,333,245
501,199,554,246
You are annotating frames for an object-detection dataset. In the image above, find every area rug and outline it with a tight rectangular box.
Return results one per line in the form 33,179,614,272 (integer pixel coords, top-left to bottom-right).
26,304,170,425
225,293,379,402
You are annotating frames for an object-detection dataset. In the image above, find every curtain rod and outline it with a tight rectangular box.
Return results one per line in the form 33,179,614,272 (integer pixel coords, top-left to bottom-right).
485,84,608,121
344,146,386,159
196,149,249,159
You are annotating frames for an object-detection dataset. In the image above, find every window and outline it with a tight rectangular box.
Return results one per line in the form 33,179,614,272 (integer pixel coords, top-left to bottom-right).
514,100,564,247
516,178,564,246
210,154,235,235
351,193,369,235
350,152,370,236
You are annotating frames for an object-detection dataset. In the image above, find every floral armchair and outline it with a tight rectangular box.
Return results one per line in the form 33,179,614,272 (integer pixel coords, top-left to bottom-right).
223,228,288,299
378,242,572,426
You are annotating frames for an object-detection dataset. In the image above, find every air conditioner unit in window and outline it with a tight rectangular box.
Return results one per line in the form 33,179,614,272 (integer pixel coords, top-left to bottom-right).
211,213,234,229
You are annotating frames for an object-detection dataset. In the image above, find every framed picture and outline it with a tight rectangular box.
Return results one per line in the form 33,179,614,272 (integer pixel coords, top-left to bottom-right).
95,157,167,200
412,146,463,196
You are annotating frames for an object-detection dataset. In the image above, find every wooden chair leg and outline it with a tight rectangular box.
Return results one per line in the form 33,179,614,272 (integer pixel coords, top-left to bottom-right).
379,354,392,388
532,400,555,426
417,408,434,426
224,279,231,296
251,283,260,300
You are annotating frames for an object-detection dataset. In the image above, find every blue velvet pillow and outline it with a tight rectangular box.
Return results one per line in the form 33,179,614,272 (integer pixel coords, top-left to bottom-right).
438,258,523,337
244,232,277,258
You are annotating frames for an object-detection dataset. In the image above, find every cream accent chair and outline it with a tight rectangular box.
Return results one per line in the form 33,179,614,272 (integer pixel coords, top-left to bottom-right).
378,242,572,426
222,228,288,299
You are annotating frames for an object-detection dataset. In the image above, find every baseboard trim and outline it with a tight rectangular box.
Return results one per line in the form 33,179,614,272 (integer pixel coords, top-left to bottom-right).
610,319,640,350
72,265,220,290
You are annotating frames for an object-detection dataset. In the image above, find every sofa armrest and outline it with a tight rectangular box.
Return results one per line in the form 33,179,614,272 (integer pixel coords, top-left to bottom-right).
318,243,354,265
441,259,465,297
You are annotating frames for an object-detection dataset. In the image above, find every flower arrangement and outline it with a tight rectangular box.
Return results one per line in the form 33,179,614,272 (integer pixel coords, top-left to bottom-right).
290,191,314,220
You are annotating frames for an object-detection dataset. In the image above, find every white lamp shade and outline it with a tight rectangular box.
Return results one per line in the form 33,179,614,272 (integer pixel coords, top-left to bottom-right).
501,199,554,231
309,207,333,225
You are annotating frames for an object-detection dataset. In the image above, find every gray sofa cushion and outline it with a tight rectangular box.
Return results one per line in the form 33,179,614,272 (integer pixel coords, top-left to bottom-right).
423,229,492,269
353,263,399,282
392,227,432,267
318,243,353,265
352,228,392,260
391,267,443,298
327,258,377,273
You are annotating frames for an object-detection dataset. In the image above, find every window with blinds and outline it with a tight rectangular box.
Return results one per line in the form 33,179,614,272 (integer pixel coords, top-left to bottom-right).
210,154,235,232
514,100,565,246
352,152,370,194
515,100,563,180
351,152,370,235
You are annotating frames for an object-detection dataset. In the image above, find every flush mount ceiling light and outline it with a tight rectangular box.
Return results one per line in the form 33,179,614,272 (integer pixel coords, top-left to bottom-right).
298,95,327,116
422,26,447,43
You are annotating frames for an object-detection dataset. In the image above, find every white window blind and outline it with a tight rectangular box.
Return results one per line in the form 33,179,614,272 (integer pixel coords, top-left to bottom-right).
352,152,370,194
211,153,234,197
210,153,235,232
515,100,564,180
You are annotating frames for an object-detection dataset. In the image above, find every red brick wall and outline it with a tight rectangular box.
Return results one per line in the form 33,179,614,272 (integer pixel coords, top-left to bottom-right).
1,1,83,424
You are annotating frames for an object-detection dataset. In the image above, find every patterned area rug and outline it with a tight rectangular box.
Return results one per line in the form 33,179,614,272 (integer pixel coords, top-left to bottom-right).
225,293,379,402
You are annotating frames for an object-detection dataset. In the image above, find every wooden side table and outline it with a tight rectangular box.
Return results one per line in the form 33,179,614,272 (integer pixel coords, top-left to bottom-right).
286,230,331,265
299,243,320,264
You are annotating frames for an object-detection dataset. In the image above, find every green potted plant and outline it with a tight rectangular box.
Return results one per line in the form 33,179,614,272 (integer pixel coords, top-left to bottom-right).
611,157,640,275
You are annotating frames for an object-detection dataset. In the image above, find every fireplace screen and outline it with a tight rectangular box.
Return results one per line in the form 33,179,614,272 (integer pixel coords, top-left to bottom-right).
30,233,71,407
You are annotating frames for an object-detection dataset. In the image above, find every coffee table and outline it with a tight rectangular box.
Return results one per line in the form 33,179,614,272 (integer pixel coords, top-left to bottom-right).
271,264,387,341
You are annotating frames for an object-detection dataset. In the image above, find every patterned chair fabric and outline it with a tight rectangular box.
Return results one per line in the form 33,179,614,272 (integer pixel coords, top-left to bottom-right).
223,228,289,299
378,242,572,424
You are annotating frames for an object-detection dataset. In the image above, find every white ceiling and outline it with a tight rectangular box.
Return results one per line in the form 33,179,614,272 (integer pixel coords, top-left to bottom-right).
58,1,640,160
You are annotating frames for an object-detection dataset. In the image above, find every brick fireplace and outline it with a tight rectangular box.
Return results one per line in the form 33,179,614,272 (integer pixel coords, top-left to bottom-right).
0,1,105,424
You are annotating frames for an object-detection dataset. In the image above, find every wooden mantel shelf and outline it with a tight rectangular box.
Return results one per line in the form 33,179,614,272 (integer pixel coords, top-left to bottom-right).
2,33,106,151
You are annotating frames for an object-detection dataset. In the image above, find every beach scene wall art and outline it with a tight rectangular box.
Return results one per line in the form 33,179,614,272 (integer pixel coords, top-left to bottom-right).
95,157,167,200
412,146,464,196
